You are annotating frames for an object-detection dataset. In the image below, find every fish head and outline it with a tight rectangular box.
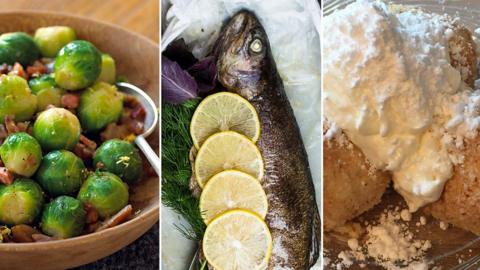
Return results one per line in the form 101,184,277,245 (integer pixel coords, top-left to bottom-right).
215,10,272,100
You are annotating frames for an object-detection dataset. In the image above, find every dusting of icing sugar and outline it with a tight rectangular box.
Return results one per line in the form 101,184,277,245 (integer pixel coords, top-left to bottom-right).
323,0,480,212
328,207,432,270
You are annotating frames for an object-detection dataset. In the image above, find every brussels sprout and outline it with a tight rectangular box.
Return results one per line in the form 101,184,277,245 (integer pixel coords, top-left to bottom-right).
35,87,63,111
34,26,76,58
0,75,37,123
96,54,116,84
54,40,101,90
0,179,44,226
0,32,40,66
29,74,56,93
33,107,81,151
77,172,128,219
41,196,86,238
94,139,142,184
78,82,123,132
36,150,86,197
0,133,42,177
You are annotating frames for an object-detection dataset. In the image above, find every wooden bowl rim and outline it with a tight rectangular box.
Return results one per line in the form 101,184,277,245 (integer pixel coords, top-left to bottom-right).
0,9,159,45
0,10,159,250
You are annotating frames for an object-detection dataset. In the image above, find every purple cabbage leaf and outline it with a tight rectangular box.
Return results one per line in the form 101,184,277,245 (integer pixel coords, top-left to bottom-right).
162,56,198,104
187,56,217,93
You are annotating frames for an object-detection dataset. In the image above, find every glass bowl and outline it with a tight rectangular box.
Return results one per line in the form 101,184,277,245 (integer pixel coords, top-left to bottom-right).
323,1,480,269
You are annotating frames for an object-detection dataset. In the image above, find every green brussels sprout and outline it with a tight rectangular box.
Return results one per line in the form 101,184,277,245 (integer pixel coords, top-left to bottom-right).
40,196,86,239
78,82,123,132
0,133,42,177
0,179,44,226
35,87,64,112
33,107,81,151
94,139,142,184
96,54,116,84
77,172,128,219
0,32,40,66
29,74,56,93
36,150,86,197
34,26,77,58
54,40,101,90
0,75,37,123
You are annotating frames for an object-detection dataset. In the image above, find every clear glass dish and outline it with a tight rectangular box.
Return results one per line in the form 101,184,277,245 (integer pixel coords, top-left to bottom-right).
323,1,480,269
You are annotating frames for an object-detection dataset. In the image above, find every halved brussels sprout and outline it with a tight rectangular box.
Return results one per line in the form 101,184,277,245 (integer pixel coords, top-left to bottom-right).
41,196,86,239
35,87,64,112
29,74,56,93
0,179,44,226
0,75,37,123
33,107,81,151
96,54,116,84
36,150,86,197
78,82,123,132
77,171,128,219
54,40,101,90
94,139,142,184
34,26,77,58
0,133,42,177
0,32,40,66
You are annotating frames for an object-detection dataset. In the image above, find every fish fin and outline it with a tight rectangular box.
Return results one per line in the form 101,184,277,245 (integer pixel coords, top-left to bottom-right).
309,203,321,267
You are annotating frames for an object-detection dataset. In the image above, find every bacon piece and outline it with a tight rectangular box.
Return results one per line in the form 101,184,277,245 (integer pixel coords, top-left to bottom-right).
26,61,47,77
61,94,80,110
74,135,97,160
8,63,27,79
131,105,146,120
4,116,29,135
100,123,131,141
84,203,99,224
0,167,13,185
0,64,8,74
128,120,144,135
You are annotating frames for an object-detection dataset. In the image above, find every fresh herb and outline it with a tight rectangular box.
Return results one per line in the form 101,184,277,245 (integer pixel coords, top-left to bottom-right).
188,56,217,93
161,99,205,240
199,260,208,270
162,56,198,104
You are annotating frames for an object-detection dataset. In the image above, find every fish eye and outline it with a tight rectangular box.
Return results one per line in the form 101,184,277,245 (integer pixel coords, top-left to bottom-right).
249,39,263,53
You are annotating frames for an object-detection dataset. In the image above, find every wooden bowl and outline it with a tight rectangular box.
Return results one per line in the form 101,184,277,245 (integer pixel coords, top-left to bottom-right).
0,11,159,270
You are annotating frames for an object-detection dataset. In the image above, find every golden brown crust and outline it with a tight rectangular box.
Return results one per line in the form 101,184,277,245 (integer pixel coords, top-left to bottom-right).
323,131,391,231
426,137,480,235
449,25,477,88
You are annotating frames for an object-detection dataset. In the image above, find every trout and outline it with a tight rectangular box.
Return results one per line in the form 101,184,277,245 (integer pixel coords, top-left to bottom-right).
213,10,321,269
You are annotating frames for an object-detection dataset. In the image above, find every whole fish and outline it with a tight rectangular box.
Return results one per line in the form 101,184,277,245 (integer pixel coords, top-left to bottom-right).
213,10,320,269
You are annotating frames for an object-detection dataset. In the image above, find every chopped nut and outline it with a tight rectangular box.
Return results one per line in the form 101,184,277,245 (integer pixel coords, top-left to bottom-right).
11,224,40,243
95,204,133,232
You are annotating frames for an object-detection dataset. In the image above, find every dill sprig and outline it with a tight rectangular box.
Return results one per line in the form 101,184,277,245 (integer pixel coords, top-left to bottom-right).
161,99,206,241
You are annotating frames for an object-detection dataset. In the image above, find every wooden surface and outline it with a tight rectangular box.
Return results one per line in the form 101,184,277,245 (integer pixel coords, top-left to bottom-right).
0,0,159,42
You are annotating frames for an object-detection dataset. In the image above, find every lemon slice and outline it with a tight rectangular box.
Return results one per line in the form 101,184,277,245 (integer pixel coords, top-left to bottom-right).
203,209,272,270
190,92,260,149
200,170,268,224
195,131,264,188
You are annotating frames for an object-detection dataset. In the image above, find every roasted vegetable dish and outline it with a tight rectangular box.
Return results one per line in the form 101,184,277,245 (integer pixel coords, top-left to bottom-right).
0,26,151,243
